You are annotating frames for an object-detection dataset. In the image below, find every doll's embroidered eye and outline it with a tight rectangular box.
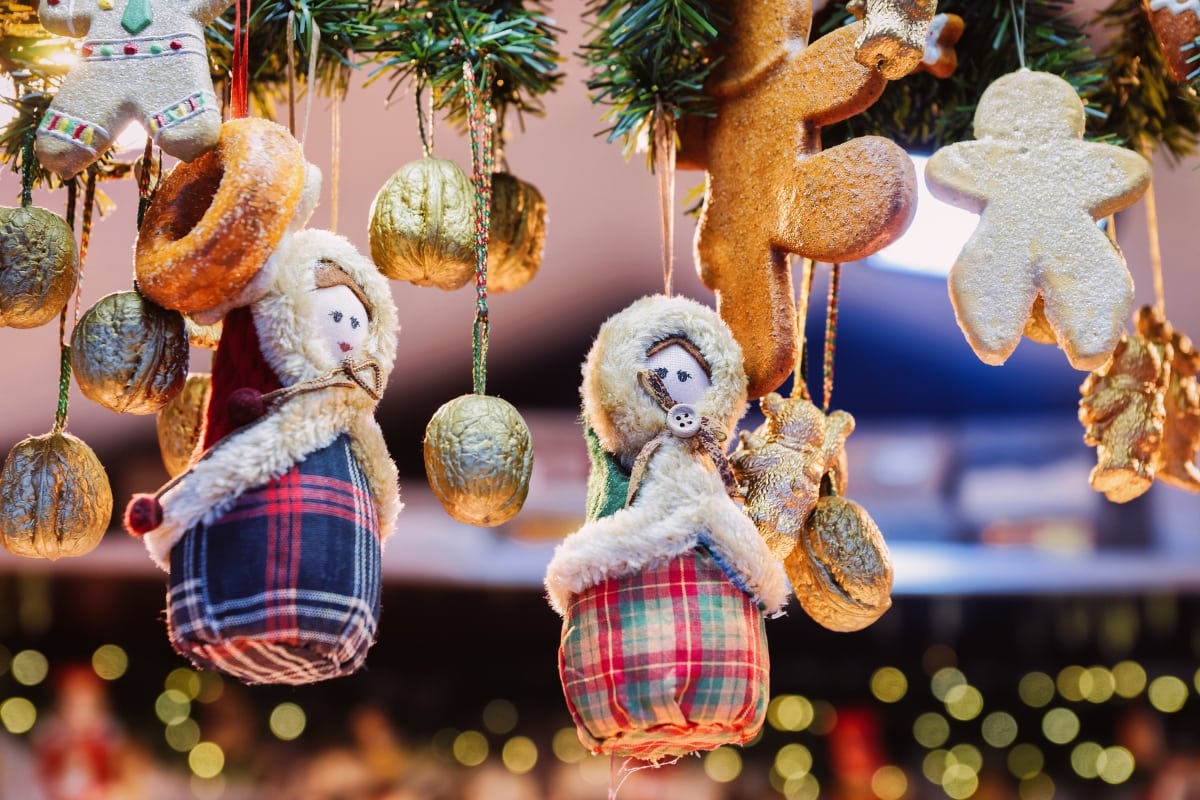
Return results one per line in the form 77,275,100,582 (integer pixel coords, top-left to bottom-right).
330,310,343,323
351,317,361,330
677,370,692,383
654,367,668,379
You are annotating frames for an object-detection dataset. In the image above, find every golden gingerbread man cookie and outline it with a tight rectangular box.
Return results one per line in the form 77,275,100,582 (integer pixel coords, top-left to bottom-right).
1144,0,1200,83
679,0,929,399
36,0,233,178
849,0,938,79
925,69,1152,372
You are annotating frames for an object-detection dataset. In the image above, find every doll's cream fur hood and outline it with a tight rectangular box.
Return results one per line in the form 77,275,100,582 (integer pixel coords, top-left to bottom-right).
141,229,401,570
545,294,788,615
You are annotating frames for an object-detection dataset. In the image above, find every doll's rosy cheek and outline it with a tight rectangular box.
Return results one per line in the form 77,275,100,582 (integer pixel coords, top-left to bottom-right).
644,343,711,405
311,286,369,361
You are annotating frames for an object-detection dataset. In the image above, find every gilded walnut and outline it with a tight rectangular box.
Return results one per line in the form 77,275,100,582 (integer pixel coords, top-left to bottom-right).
1137,306,1200,493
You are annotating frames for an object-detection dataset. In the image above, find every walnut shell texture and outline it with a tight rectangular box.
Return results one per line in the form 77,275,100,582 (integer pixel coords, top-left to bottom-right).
0,205,78,329
157,372,212,477
71,291,189,415
488,172,547,294
424,394,533,526
786,495,893,632
0,431,113,560
369,157,475,290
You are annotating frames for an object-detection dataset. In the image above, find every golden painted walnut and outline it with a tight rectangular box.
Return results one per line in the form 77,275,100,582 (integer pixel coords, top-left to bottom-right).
1079,320,1167,503
0,205,78,329
1137,306,1200,493
730,392,854,559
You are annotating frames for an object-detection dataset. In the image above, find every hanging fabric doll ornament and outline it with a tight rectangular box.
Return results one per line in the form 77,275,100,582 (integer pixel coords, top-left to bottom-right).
0,205,78,329
546,294,788,762
124,229,401,685
34,0,234,179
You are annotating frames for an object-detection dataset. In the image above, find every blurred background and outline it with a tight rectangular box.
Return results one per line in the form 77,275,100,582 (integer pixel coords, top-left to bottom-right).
2,0,1200,798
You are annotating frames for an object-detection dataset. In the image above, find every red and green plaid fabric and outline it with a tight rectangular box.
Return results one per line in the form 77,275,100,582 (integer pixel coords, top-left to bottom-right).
558,548,769,762
167,434,382,686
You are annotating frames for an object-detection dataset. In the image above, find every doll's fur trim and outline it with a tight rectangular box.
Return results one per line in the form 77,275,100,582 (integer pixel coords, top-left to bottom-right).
583,294,748,467
545,435,789,616
141,229,401,570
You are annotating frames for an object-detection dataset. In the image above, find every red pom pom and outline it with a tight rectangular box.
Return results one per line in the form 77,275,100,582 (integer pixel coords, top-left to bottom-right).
227,387,266,428
124,494,163,536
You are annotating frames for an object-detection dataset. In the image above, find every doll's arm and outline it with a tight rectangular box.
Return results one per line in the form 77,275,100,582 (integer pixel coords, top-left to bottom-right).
37,0,93,37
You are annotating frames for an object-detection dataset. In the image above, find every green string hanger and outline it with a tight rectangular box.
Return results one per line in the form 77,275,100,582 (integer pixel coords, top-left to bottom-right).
463,60,494,396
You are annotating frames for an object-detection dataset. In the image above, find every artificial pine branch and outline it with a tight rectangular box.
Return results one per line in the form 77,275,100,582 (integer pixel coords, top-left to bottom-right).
1088,0,1200,161
581,0,726,160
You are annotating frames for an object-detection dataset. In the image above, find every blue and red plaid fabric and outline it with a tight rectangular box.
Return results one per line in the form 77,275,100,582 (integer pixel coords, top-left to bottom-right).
558,548,770,762
167,434,382,685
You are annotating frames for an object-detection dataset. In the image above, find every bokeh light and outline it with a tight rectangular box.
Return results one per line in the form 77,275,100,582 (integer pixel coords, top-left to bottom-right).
552,727,588,763
923,749,949,784
195,672,223,704
502,736,538,775
1083,666,1115,703
11,650,48,687
982,711,1018,748
913,712,950,748
1008,744,1045,780
165,719,201,752
1071,741,1103,779
482,698,518,734
1019,773,1055,800
950,743,983,772
871,765,907,800
188,742,225,779
1148,675,1188,713
945,684,984,721
870,666,908,703
165,668,202,700
1113,661,1147,698
91,645,128,681
269,702,306,741
453,730,489,767
809,701,838,735
703,746,742,783
782,772,820,800
931,667,967,701
774,743,813,780
1042,708,1080,745
1019,672,1055,708
767,695,814,732
942,763,979,799
155,689,191,726
1056,665,1086,702
0,697,36,734
1098,746,1135,784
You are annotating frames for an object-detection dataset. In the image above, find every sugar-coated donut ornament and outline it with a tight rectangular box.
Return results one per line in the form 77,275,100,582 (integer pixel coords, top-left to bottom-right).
925,69,1152,372
369,157,475,290
546,295,787,762
0,206,78,329
135,117,313,317
423,393,533,526
71,290,189,415
1145,0,1200,83
487,172,547,294
678,0,918,399
848,0,938,79
0,431,113,560
156,372,211,477
35,0,233,179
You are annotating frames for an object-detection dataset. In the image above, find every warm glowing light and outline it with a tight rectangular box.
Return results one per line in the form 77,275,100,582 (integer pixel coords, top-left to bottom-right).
483,698,518,734
1098,746,1135,784
165,668,202,700
502,736,538,775
704,746,742,783
982,711,1018,748
12,650,48,687
1113,661,1147,699
871,765,907,800
1148,675,1188,713
768,695,814,732
1084,667,1116,703
1042,708,1080,744
269,703,306,741
453,730,489,767
578,754,609,786
1019,672,1055,708
91,645,128,681
931,667,967,702
552,727,587,763
1056,665,1086,702
1008,744,1045,780
196,672,223,704
155,689,191,726
188,742,225,778
165,719,201,752
1071,741,1103,779
774,743,813,780
871,666,908,703
941,764,979,799
782,772,820,800
112,122,149,154
870,155,976,276
913,712,951,749
810,701,838,735
945,684,984,721
0,698,36,734
1019,773,1055,800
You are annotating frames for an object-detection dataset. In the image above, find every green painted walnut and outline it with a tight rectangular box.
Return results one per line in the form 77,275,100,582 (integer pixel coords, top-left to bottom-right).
369,157,475,290
0,205,78,329
71,291,189,415
0,431,113,560
424,393,533,526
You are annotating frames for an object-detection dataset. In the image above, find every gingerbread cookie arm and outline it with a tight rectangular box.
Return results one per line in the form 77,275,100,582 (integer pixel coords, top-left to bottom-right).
1075,143,1151,218
707,0,809,100
36,0,93,37
924,142,997,215
794,23,888,127
188,0,237,25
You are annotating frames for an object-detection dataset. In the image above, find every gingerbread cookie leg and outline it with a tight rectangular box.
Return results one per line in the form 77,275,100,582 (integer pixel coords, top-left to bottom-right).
948,228,1039,366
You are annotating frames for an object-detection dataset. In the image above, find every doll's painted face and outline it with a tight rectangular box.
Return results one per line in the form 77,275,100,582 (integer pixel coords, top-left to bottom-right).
645,341,711,405
311,285,369,362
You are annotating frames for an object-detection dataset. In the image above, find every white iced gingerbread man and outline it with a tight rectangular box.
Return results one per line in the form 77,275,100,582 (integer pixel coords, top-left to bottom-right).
36,0,233,178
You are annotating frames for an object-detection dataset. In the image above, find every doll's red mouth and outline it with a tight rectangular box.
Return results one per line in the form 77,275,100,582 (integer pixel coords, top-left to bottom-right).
339,342,352,353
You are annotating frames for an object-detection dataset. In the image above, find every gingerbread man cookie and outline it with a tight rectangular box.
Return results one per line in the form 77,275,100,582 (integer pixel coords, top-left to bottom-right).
849,0,938,79
925,69,1151,371
36,0,233,178
679,0,926,399
1144,0,1200,83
